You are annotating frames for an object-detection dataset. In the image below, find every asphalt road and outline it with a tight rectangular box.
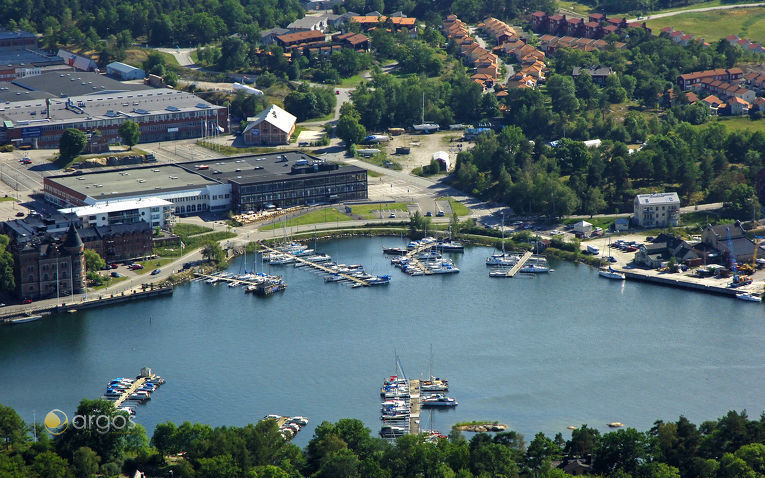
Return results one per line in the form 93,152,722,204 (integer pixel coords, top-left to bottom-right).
626,2,765,22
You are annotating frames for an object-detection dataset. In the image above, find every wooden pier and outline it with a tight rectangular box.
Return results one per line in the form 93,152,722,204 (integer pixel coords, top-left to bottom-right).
496,251,534,277
260,244,370,286
404,242,437,275
408,379,421,435
114,377,147,408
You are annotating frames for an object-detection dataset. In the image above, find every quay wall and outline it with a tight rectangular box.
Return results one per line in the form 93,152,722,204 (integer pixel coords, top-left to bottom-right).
622,270,739,297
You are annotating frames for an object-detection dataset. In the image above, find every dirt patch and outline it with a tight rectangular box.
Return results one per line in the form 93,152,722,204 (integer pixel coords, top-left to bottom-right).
374,131,473,173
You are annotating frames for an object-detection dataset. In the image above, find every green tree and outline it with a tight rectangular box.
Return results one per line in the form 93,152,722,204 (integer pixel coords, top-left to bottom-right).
31,451,71,478
72,446,100,478
546,75,579,115
197,454,240,478
83,249,106,272
59,128,87,161
0,403,27,449
118,120,140,149
202,241,225,264
0,235,16,292
336,112,367,148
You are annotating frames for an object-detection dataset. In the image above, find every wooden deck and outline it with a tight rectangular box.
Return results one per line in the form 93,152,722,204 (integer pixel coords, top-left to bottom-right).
260,244,370,286
114,377,147,408
404,242,437,275
194,273,272,286
408,379,420,435
502,251,534,277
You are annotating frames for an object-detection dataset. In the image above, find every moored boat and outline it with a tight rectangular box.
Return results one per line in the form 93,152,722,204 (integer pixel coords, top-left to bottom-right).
736,292,762,302
599,267,626,280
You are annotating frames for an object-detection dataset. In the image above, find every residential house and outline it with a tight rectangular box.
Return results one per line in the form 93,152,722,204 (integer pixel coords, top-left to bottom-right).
614,217,629,232
287,14,331,32
633,192,680,228
727,96,751,115
242,104,297,145
634,234,698,268
699,78,756,102
275,30,326,49
677,68,744,90
260,28,290,45
701,94,724,113
571,65,614,85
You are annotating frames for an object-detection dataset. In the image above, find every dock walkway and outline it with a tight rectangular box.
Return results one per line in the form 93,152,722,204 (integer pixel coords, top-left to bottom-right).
409,379,421,435
260,244,370,286
404,242,437,275
193,273,270,286
114,377,147,408
502,251,534,277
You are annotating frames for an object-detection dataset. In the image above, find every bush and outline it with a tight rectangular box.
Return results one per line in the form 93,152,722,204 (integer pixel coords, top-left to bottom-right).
0,144,13,152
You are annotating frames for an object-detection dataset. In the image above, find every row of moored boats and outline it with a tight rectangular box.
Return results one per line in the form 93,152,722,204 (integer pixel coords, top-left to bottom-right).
385,237,463,276
101,375,165,416
262,414,309,440
266,242,391,287
201,271,287,296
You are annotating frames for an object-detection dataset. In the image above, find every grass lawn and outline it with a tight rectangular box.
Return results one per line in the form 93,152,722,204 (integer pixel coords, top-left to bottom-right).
439,197,471,217
680,210,734,227
558,0,593,15
367,170,383,178
92,275,129,290
132,257,178,274
173,223,213,236
337,74,365,88
155,230,236,257
0,196,15,202
703,116,765,134
122,48,180,69
197,141,277,156
646,8,765,42
259,207,352,230
348,202,409,219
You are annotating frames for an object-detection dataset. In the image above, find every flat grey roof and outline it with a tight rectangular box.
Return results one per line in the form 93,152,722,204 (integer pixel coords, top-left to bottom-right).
13,71,150,97
183,151,365,185
48,164,221,200
0,82,52,102
0,49,62,68
0,88,222,128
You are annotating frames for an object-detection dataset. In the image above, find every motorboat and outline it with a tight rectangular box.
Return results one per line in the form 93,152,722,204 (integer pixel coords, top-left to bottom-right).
736,292,762,302
520,264,551,273
383,247,408,255
435,241,464,252
421,394,458,407
8,314,42,324
380,425,408,437
599,267,625,280
381,411,410,420
368,275,391,285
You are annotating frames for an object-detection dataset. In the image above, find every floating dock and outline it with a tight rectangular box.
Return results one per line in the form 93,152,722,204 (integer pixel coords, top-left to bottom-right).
409,379,421,435
113,377,148,408
491,251,533,278
260,244,371,287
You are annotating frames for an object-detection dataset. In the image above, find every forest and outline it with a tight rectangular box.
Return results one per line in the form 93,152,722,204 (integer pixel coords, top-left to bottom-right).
3,401,765,478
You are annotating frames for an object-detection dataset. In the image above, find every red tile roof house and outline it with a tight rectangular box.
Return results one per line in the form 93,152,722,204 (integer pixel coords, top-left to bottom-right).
727,96,751,115
584,22,601,38
753,97,765,112
548,14,566,35
701,94,724,113
531,11,547,32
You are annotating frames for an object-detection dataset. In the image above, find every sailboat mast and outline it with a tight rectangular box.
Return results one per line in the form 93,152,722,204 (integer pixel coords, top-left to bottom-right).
422,91,425,124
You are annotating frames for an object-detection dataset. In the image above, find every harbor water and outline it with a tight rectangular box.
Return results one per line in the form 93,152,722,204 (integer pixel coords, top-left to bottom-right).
2,236,765,446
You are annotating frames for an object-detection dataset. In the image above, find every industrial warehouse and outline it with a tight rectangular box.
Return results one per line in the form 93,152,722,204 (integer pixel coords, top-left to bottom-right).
0,70,227,148
43,151,368,214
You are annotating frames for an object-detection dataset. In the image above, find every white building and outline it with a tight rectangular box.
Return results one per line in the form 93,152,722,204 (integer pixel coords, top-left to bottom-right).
58,197,173,229
572,220,592,237
633,192,680,228
433,151,450,171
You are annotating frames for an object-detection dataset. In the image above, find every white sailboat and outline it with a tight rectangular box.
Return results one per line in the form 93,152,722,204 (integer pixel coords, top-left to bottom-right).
413,92,439,133
599,237,625,280
487,213,518,266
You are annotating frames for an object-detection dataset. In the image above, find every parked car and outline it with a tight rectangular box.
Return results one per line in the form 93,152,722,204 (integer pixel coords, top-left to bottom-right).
111,271,121,278
15,212,23,217
129,264,144,270
425,211,432,217
389,213,396,218
109,263,118,269
22,298,32,304
0,303,5,307
151,269,161,275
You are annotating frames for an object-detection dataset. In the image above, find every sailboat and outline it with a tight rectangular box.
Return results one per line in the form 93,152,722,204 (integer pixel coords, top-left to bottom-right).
486,213,518,266
413,92,439,133
599,236,625,280
421,345,448,392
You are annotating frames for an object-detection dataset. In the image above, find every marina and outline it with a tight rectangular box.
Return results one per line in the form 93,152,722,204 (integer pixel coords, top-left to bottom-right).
102,368,165,413
261,242,390,287
4,237,765,448
261,414,309,440
194,271,287,296
386,237,462,276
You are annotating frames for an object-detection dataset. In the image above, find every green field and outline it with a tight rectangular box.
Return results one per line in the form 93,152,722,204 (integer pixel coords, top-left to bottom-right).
259,207,352,230
172,223,213,236
439,197,471,217
132,257,178,274
704,116,765,134
646,8,765,42
348,202,409,219
0,196,15,202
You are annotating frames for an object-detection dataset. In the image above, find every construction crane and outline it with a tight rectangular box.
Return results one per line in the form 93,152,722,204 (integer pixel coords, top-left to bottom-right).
728,227,752,287
752,236,765,270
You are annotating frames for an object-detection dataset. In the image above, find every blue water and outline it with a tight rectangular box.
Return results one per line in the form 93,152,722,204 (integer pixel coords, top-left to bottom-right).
2,237,765,447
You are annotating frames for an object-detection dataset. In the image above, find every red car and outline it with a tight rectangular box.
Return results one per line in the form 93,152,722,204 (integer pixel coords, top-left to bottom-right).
624,246,638,252
22,298,32,304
